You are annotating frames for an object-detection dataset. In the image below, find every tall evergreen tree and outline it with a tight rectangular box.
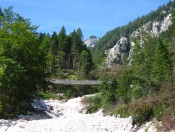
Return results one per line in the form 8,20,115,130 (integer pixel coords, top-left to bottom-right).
50,32,58,74
152,38,172,82
131,39,144,78
58,26,68,69
141,36,157,90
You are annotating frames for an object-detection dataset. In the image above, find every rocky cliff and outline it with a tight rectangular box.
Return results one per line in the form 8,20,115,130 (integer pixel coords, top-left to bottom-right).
106,13,172,66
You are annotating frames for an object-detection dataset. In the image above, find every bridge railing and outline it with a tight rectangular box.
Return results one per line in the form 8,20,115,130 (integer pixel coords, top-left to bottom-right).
49,79,102,85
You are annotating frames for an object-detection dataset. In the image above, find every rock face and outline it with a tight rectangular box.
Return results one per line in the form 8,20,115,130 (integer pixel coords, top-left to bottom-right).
84,36,100,48
131,14,172,37
106,14,172,66
106,37,130,65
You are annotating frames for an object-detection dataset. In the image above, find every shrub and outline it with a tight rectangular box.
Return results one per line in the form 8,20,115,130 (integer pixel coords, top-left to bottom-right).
63,89,75,99
153,103,165,119
130,101,153,124
83,95,102,113
111,101,154,125
111,104,130,117
131,85,143,100
37,91,58,99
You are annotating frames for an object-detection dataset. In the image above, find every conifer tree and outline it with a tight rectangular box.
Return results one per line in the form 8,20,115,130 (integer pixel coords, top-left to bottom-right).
57,27,67,69
131,39,144,79
152,38,172,82
50,32,58,74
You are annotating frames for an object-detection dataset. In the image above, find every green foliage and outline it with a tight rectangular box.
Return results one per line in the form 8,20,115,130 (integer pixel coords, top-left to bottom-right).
40,27,93,79
152,39,172,82
63,89,74,99
153,103,166,119
111,104,130,118
130,102,153,124
117,67,133,102
120,101,169,125
78,50,92,79
131,85,143,100
92,0,175,65
127,36,172,97
82,79,118,113
95,34,173,124
86,0,175,125
0,7,47,116
83,95,102,113
100,79,118,106
111,101,154,125
51,84,99,100
37,91,58,99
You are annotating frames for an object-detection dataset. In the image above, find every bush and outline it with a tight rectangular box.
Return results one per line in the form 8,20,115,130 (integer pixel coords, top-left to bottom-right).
63,89,76,99
130,101,153,124
83,95,102,113
111,104,130,117
131,85,143,100
153,103,165,119
100,80,118,106
111,100,154,125
37,91,58,99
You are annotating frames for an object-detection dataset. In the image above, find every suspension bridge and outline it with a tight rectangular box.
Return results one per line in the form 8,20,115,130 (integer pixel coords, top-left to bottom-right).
49,79,102,85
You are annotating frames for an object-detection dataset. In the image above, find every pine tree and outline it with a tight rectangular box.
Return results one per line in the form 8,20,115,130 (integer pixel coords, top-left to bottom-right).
131,39,144,79
58,26,67,68
50,32,58,74
140,35,157,91
152,38,172,82
39,33,52,74
79,50,92,78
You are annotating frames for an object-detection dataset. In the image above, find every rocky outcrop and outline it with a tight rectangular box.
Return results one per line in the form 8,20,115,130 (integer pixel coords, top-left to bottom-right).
84,36,99,48
106,14,172,66
106,37,130,65
131,14,172,37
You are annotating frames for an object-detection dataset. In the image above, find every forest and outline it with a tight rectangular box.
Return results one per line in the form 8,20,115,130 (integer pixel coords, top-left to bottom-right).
83,0,175,127
92,0,175,65
0,1,175,129
0,7,92,117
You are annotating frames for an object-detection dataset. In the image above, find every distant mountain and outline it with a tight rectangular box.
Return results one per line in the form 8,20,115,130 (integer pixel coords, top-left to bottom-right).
84,36,99,48
92,0,175,66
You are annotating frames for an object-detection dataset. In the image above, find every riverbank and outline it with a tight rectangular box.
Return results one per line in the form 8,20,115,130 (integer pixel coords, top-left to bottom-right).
0,94,137,132
1,94,167,132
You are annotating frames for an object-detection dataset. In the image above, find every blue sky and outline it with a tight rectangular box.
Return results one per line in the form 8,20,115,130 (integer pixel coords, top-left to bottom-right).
0,0,171,39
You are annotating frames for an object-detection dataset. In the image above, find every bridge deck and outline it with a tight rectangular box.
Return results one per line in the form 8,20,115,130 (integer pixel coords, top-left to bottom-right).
50,79,102,85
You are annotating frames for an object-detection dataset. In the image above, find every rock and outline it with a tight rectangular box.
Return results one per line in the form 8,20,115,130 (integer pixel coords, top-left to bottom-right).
128,116,133,125
0,126,8,131
0,95,136,132
31,99,47,111
106,13,172,66
84,36,99,48
106,37,130,65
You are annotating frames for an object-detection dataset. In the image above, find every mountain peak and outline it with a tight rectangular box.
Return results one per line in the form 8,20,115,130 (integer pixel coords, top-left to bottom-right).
84,36,99,48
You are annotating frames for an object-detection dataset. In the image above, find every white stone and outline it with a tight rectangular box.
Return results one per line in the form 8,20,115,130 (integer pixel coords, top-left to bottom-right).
106,37,128,66
106,13,172,65
84,36,99,47
0,94,136,132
